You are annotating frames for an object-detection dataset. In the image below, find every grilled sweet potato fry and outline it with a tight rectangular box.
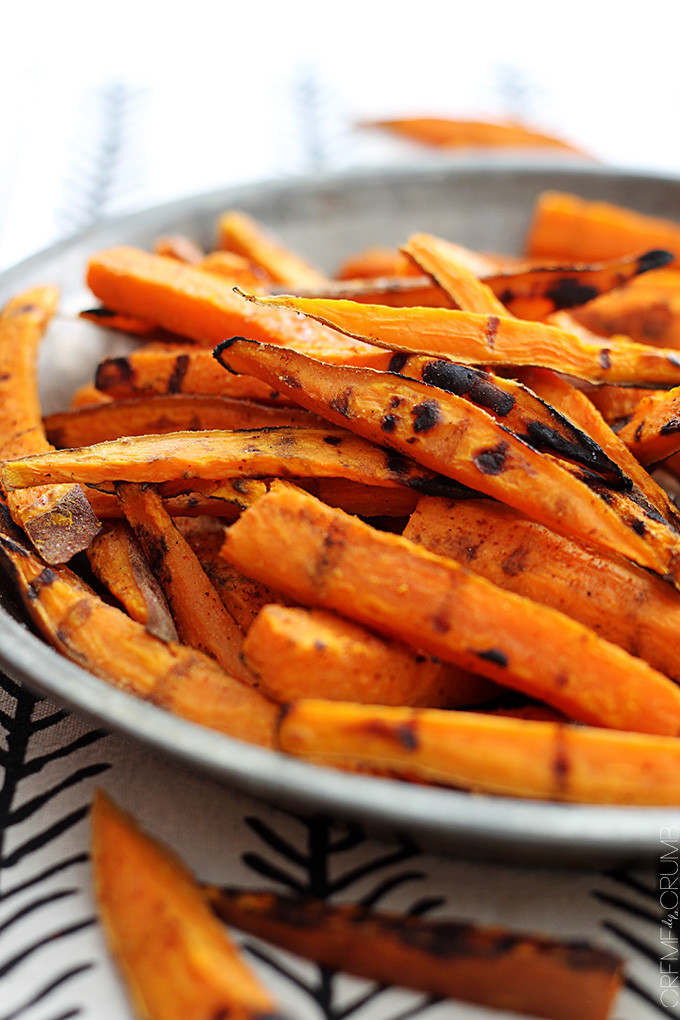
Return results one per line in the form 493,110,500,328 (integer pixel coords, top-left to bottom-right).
79,305,166,339
95,347,292,403
86,521,178,642
86,247,387,365
2,426,471,500
0,286,101,562
197,250,269,290
527,191,680,262
217,210,327,288
92,793,283,1020
44,394,316,447
117,482,250,681
404,497,680,683
221,483,680,734
0,530,277,746
278,699,680,805
84,477,268,521
153,233,204,264
614,385,680,464
249,290,680,387
401,234,507,315
243,604,493,708
214,338,669,573
206,886,623,1020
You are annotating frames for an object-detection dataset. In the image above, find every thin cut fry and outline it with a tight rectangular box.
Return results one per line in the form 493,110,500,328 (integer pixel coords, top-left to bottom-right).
279,699,680,805
217,209,328,288
92,792,283,1020
220,483,680,734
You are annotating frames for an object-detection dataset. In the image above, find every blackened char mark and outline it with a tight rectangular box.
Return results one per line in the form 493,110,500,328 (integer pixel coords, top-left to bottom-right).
387,352,409,373
473,441,509,475
598,349,612,371
420,361,515,416
329,388,352,418
96,356,134,390
485,315,500,350
637,249,674,274
323,435,343,446
412,400,441,433
381,414,397,433
475,648,508,668
26,566,58,599
545,277,598,310
167,354,189,394
363,717,420,751
660,418,680,436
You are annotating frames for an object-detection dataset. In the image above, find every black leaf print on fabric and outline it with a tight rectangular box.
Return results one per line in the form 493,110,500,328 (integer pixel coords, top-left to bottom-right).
594,865,680,1018
241,812,441,1020
0,671,110,1017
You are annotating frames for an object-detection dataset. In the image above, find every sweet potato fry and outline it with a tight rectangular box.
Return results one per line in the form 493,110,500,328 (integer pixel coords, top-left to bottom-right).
84,477,268,521
92,793,283,1020
335,247,420,280
86,520,178,642
614,386,680,464
403,496,680,683
70,382,113,408
95,347,294,403
117,482,250,682
247,290,680,387
586,384,650,428
278,699,680,805
79,305,166,339
220,483,680,734
0,286,101,562
206,886,623,1020
2,426,471,500
86,247,387,365
153,233,204,263
197,250,269,290
213,338,669,573
401,234,508,316
269,273,450,308
571,272,680,348
364,117,588,156
217,210,328,288
526,191,680,262
484,249,674,320
0,530,277,746
243,604,494,708
44,394,316,447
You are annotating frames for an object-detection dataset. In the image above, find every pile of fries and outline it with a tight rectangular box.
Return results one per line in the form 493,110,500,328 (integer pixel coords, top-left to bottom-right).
2,193,680,813
6,187,680,1020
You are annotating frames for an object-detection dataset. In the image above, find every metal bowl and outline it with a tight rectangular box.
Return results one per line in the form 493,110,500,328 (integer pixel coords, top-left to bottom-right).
2,160,679,868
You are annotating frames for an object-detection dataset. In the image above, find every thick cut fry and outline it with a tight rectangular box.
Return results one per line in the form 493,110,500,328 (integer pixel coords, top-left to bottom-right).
117,482,250,682
615,386,680,464
572,275,680,348
0,531,277,746
44,394,316,447
364,117,588,156
220,483,680,734
207,887,623,1020
485,249,675,320
243,605,493,707
248,291,680,387
92,793,282,1020
587,384,650,428
95,347,294,403
86,247,387,365
217,210,328,288
214,338,670,574
86,521,178,643
404,497,680,683
527,191,680,262
2,426,471,500
279,699,680,805
0,286,101,562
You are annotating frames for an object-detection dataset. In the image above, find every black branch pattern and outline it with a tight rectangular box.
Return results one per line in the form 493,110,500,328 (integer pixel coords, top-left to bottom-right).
0,671,110,1018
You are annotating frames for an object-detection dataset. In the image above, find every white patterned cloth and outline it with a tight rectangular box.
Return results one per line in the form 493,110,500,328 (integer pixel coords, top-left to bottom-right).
1,3,680,1017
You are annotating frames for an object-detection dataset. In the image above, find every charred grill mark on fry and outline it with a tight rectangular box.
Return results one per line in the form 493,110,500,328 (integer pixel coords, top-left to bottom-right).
553,726,570,795
96,356,135,391
473,441,509,475
598,349,612,371
545,278,599,309
361,717,421,751
412,400,441,433
659,418,680,435
26,566,58,599
167,354,190,394
485,315,500,350
387,352,409,373
381,414,398,433
329,388,352,417
475,648,508,668
323,434,342,446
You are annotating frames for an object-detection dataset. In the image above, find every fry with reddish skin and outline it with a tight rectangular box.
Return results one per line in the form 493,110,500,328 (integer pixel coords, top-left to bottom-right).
86,247,387,365
526,190,680,262
404,497,680,684
206,886,623,1020
0,531,277,746
44,394,316,447
213,338,670,573
86,521,178,642
385,351,625,483
2,426,469,500
92,793,284,1020
516,366,680,526
248,291,680,387
95,347,294,403
614,386,680,464
117,482,251,682
243,605,494,707
484,249,674,320
217,210,328,288
0,286,101,562
278,699,680,805
220,483,680,734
